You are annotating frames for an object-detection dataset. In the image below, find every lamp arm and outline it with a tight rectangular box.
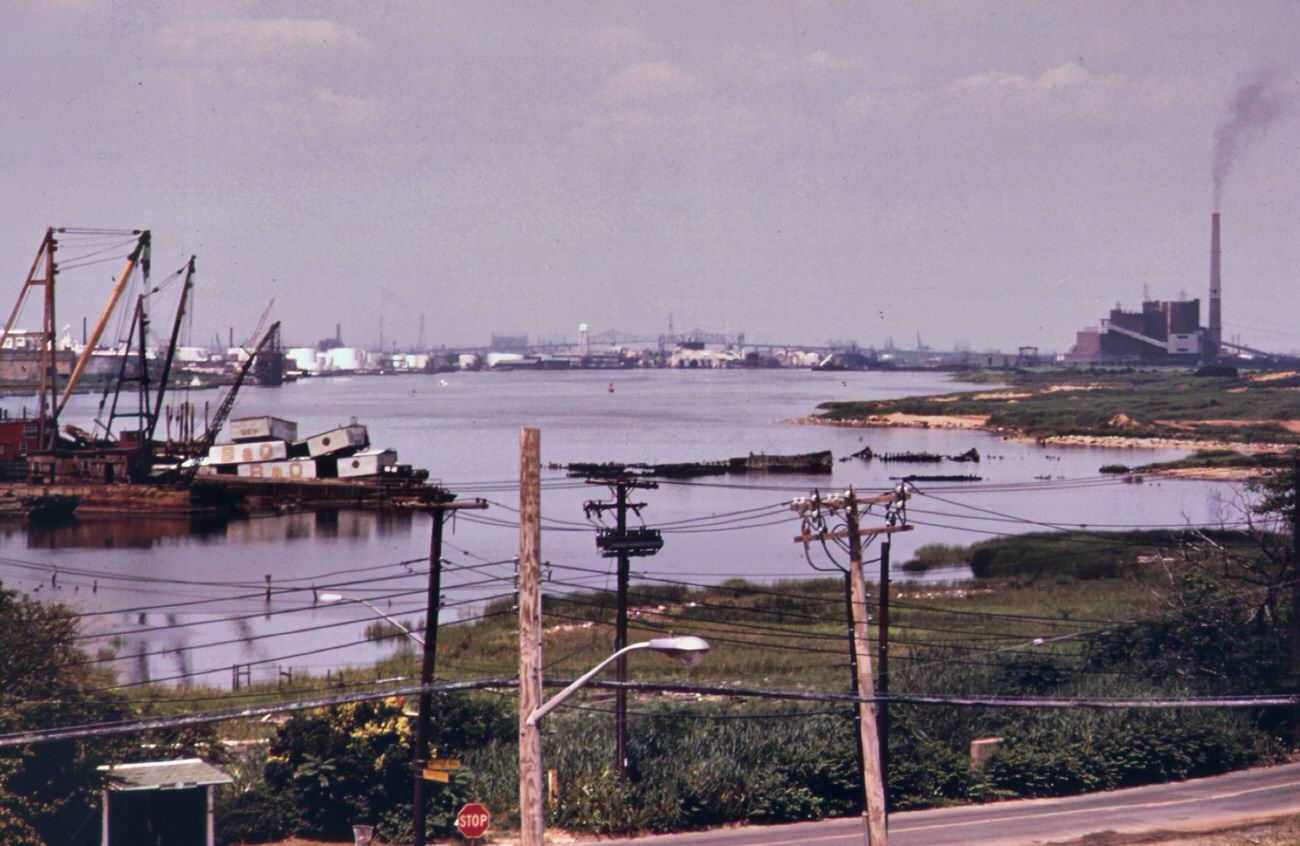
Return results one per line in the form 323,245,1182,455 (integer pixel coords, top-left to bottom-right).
526,642,649,726
355,598,425,648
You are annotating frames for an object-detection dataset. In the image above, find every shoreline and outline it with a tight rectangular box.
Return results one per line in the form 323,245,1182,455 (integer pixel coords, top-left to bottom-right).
788,412,1295,453
788,412,1294,482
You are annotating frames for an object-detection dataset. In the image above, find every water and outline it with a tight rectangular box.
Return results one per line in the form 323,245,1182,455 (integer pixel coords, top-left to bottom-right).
0,370,1245,687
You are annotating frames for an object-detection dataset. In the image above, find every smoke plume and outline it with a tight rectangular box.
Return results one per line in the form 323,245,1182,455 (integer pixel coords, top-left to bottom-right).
1212,68,1292,208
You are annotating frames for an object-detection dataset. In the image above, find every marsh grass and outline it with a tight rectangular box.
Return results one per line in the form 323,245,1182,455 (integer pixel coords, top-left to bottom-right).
818,368,1300,445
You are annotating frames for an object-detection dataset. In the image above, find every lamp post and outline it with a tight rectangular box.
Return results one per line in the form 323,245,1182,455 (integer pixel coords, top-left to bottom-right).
527,636,709,726
317,592,424,647
520,636,709,846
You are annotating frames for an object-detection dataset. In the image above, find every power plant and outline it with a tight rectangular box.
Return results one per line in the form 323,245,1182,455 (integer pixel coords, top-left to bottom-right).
1067,212,1268,365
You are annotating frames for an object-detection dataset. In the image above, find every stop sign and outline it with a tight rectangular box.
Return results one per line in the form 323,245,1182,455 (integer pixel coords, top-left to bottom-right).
455,802,490,838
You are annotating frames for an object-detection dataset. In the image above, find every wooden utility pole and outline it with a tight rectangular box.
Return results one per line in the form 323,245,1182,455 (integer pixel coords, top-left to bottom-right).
792,488,910,846
413,496,486,846
614,480,630,773
1291,454,1299,672
845,489,888,846
518,428,545,846
583,475,661,776
878,536,892,802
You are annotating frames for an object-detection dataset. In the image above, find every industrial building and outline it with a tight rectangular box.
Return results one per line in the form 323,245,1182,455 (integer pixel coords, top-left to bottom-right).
1067,214,1226,364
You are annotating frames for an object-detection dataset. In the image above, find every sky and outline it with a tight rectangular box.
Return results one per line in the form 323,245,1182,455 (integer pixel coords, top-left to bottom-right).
1,1,1298,354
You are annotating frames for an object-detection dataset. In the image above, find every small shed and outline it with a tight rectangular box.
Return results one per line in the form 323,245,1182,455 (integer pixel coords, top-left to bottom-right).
99,758,233,846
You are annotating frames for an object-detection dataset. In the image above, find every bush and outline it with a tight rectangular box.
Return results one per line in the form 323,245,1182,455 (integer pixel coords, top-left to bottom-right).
216,785,295,845
261,693,512,843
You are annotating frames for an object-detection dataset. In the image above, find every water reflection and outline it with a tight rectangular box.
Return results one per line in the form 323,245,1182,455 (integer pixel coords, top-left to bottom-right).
18,515,230,550
6,508,420,550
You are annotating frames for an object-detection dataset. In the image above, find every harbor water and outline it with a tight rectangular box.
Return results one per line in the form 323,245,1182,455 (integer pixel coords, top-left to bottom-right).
0,370,1247,686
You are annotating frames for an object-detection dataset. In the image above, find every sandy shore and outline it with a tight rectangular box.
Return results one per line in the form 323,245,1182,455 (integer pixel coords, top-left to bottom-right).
787,412,991,430
792,412,1294,453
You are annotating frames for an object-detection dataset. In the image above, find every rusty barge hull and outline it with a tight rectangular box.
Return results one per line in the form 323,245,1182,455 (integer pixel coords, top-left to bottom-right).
1,482,239,517
192,476,451,513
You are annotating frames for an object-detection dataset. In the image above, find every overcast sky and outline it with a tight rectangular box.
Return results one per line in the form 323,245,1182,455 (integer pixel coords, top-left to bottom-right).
2,1,1297,353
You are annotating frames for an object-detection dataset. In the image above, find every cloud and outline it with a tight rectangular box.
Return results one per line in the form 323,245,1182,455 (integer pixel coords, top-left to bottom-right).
953,61,1120,92
806,50,861,71
838,92,874,118
314,88,379,126
588,26,647,53
605,61,699,102
159,16,368,57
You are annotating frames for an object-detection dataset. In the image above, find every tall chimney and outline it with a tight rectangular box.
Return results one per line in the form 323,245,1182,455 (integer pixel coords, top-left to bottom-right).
1208,212,1222,359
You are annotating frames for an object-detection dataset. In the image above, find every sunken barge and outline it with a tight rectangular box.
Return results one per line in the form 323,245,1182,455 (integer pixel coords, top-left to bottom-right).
559,449,833,480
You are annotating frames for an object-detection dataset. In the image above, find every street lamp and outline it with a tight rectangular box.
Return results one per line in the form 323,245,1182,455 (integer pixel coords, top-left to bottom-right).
520,635,709,845
527,636,710,726
317,592,424,647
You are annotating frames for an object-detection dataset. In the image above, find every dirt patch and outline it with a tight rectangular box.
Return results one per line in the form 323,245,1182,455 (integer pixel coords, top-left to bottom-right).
1046,815,1300,846
1042,384,1101,393
1249,371,1299,383
1157,418,1300,434
970,391,1032,400
1144,466,1280,482
1028,433,1295,453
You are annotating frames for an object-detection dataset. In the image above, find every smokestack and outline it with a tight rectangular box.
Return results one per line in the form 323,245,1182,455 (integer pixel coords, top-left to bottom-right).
1208,212,1222,359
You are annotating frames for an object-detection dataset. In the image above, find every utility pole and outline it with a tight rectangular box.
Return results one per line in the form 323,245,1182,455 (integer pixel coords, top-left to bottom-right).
878,536,891,800
793,487,910,845
1291,452,1299,675
584,474,662,776
1290,452,1299,746
519,428,545,846
412,495,487,846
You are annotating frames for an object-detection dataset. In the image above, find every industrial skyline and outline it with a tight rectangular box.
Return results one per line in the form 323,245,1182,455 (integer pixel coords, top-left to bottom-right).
2,2,1298,354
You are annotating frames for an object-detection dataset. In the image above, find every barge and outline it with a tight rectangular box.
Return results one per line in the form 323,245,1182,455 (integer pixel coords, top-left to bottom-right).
559,449,834,480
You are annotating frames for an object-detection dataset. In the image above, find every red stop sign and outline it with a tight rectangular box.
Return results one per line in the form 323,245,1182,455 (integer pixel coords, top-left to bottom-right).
455,802,490,838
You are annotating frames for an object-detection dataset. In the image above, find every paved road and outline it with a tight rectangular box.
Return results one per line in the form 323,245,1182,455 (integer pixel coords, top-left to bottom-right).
593,761,1300,846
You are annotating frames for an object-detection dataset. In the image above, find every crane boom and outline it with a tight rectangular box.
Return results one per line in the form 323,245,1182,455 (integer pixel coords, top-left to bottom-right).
148,257,195,441
59,231,151,413
179,320,279,484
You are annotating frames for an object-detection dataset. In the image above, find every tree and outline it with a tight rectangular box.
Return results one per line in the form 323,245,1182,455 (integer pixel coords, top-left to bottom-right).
0,581,127,846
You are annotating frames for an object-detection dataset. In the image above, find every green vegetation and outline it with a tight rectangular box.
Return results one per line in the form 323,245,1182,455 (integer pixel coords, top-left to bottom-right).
818,368,1300,446
7,466,1298,844
1138,448,1293,473
0,584,221,846
901,543,971,572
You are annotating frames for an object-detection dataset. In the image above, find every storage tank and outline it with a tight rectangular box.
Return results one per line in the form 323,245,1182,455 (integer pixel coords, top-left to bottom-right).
327,347,365,371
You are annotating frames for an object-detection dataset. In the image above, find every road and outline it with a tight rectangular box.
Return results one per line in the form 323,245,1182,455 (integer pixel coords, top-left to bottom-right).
592,761,1300,846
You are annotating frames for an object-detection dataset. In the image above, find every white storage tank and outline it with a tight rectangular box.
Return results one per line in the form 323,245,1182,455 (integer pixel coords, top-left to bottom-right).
326,347,365,371
286,347,320,373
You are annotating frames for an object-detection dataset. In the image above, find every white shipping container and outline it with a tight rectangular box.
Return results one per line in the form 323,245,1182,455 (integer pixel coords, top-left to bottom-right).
237,459,319,480
301,425,369,458
229,416,298,443
207,440,289,465
336,449,398,478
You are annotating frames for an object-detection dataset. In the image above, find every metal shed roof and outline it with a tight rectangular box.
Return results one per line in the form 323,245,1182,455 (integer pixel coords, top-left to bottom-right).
98,758,233,792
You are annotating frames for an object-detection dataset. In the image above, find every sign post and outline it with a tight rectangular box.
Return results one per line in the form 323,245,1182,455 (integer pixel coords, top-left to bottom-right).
455,802,490,840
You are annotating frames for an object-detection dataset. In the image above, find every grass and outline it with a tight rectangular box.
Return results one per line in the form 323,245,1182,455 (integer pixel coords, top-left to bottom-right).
817,368,1300,446
123,526,1283,744
1138,449,1294,472
133,546,1174,719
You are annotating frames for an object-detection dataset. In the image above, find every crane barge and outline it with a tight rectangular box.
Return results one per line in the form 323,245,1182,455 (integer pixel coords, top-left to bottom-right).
0,228,445,519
